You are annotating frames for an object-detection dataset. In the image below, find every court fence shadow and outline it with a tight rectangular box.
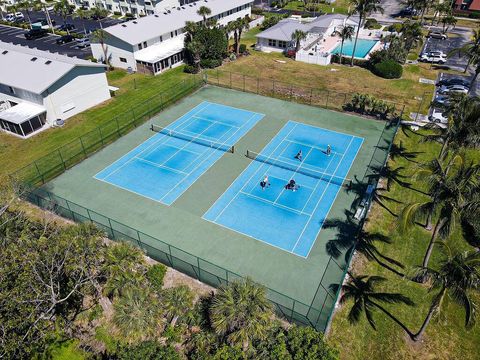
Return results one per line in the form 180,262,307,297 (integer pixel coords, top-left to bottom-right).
9,74,402,334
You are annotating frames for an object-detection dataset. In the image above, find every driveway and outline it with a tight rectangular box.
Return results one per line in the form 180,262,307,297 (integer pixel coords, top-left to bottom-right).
0,24,92,58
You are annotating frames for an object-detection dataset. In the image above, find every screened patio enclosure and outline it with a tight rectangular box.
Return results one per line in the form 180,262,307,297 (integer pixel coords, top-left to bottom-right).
0,98,47,138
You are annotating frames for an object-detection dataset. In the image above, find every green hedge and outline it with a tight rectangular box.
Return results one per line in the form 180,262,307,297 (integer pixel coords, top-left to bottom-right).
372,59,403,79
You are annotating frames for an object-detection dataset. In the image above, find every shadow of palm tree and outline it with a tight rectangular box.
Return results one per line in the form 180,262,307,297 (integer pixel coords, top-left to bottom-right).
377,139,422,163
324,210,406,278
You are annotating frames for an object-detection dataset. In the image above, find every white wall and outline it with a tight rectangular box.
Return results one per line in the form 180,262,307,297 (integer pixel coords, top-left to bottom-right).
43,67,111,123
295,52,331,66
255,37,287,53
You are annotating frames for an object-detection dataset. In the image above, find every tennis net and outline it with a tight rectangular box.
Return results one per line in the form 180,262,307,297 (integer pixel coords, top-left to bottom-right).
246,150,351,188
151,124,234,153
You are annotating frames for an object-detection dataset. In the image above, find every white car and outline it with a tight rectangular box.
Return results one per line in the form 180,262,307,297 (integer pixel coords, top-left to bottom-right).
5,13,16,22
439,84,469,94
429,109,448,124
14,12,24,21
428,31,448,40
76,37,90,48
419,51,447,64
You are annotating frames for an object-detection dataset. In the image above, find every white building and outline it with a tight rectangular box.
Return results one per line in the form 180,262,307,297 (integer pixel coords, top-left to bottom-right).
255,14,365,65
0,41,111,138
68,0,169,17
91,0,253,75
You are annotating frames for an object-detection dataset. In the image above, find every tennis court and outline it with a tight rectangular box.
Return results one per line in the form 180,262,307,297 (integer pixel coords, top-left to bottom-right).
203,121,363,257
94,101,264,205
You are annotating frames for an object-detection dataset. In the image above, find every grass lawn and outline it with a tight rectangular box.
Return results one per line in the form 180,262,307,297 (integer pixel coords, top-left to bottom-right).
49,340,86,360
328,129,480,360
282,0,350,15
0,66,190,178
210,50,436,115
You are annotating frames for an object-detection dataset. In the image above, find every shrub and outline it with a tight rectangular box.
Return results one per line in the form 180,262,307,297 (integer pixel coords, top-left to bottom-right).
113,11,121,16
331,54,369,67
365,18,381,30
239,43,247,53
200,58,222,68
386,23,402,33
372,59,403,79
260,15,282,30
145,264,167,292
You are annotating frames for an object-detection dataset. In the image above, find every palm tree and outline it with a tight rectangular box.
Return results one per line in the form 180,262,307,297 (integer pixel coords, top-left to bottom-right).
53,0,72,34
91,29,111,68
184,20,199,43
412,245,480,341
103,269,144,299
235,18,250,55
209,278,273,352
112,287,162,343
330,274,415,339
0,0,6,20
399,156,480,268
449,28,480,73
291,29,307,53
197,5,211,24
72,8,90,35
17,0,42,29
335,25,355,64
400,20,423,53
162,285,194,327
185,40,204,73
423,95,480,158
348,0,384,66
441,14,457,34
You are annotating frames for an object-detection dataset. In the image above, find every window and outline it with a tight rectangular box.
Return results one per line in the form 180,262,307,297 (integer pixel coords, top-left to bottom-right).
268,39,277,47
278,41,287,48
119,57,127,63
138,43,143,50
143,41,147,48
8,86,14,94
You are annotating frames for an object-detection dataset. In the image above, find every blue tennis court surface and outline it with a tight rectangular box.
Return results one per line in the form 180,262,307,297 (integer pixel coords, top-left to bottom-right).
203,121,363,257
94,102,264,205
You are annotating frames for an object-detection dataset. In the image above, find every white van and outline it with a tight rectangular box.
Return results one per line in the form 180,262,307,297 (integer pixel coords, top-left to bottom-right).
76,37,90,48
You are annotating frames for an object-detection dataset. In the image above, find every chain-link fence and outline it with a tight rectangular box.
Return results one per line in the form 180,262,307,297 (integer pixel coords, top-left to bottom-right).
10,74,402,333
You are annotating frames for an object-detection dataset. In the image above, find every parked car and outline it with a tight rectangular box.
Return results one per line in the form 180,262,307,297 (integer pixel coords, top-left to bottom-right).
439,84,469,94
429,108,448,123
436,77,471,88
56,34,74,44
25,28,48,40
58,23,76,31
76,37,90,48
433,94,450,106
397,7,419,17
428,31,448,40
5,13,16,22
34,18,56,28
419,51,447,64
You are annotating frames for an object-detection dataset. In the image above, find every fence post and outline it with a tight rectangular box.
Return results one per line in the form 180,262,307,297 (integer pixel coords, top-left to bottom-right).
272,80,275,96
79,137,87,156
256,77,259,94
325,91,330,109
309,88,313,104
57,149,66,170
107,218,115,239
243,74,246,92
33,161,44,184
98,127,104,146
229,71,232,88
290,85,293,100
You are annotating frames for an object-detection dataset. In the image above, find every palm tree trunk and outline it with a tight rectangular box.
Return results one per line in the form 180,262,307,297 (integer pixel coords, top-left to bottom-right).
468,68,480,93
339,39,344,64
350,18,362,67
370,301,415,339
412,288,445,341
236,28,243,55
422,217,447,268
439,138,449,159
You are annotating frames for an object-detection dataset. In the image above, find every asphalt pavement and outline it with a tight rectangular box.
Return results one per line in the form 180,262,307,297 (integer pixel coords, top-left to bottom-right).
0,24,92,58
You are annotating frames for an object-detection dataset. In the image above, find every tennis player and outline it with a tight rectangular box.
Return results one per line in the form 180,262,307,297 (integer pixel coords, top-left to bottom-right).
326,145,331,156
260,175,270,191
294,149,303,161
285,179,299,192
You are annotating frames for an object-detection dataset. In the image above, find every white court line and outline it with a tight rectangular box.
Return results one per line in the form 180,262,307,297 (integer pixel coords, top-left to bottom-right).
95,176,168,205
291,136,354,254
202,101,266,119
282,138,344,157
95,102,211,180
302,137,364,258
212,123,299,222
159,111,261,202
300,150,337,213
134,157,188,175
191,115,241,129
288,120,364,141
272,147,314,205
239,191,312,216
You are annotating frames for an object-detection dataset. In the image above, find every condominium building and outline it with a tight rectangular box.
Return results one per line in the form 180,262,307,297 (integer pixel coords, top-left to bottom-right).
0,41,110,138
91,0,252,75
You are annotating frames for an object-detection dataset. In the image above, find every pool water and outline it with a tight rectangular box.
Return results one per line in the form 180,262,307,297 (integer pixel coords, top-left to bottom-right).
332,39,378,59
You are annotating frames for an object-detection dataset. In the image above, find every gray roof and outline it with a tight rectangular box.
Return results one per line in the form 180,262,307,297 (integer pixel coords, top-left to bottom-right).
0,41,105,94
256,14,358,42
104,0,253,45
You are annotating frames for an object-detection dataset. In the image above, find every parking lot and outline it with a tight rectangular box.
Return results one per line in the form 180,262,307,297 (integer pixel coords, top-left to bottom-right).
0,24,92,58
422,27,471,71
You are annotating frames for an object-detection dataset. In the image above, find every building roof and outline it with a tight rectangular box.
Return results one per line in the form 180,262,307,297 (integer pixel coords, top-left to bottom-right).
104,0,253,46
256,14,358,42
0,41,105,94
0,100,46,125
469,0,480,10
135,36,184,63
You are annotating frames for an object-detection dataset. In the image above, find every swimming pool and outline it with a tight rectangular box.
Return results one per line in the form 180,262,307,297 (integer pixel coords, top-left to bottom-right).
332,39,378,59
